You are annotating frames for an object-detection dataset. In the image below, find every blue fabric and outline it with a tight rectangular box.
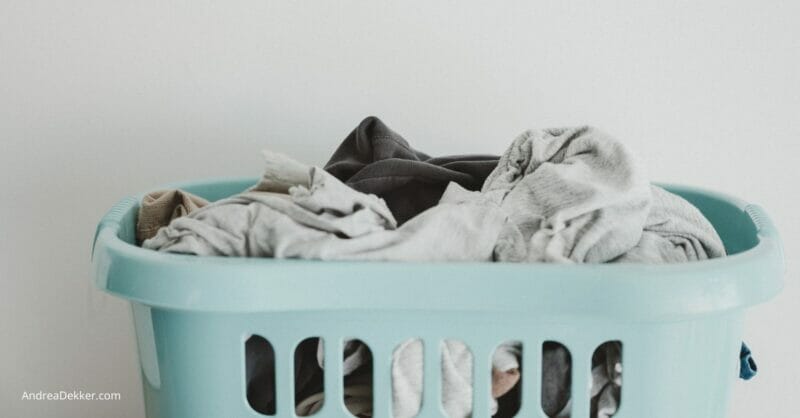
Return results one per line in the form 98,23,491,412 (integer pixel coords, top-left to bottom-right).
740,342,757,380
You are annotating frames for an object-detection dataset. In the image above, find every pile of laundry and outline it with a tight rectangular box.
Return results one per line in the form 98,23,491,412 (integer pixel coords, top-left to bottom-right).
137,117,729,418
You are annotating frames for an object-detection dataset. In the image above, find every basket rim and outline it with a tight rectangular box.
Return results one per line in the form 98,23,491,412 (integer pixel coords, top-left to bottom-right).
91,177,785,318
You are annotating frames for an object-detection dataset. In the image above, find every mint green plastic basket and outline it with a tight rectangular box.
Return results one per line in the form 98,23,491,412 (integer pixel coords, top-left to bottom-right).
92,178,784,418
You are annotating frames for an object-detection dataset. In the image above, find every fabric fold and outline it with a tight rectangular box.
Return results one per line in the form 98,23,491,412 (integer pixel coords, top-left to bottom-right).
325,116,499,224
136,189,208,244
483,126,652,263
144,153,510,263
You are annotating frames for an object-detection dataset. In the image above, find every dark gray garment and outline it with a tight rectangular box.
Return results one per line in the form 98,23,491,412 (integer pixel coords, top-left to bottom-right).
324,116,499,224
542,342,573,417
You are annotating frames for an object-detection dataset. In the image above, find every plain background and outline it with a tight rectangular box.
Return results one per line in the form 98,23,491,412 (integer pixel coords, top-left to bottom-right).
1,1,798,417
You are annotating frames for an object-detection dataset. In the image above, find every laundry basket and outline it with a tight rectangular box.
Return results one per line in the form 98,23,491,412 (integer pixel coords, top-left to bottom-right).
91,178,784,418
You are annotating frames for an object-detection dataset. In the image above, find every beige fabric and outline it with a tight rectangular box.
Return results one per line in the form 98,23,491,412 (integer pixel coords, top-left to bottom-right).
136,189,209,244
492,367,520,398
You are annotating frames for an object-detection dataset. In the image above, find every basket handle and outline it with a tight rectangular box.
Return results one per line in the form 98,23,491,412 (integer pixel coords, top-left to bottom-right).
744,203,785,275
744,204,779,242
91,196,138,259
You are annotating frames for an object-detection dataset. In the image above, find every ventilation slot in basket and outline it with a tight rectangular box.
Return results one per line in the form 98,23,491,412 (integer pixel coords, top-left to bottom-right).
295,337,324,416
441,339,473,418
492,341,522,418
342,339,374,417
246,335,276,415
392,339,424,417
590,341,622,417
542,341,572,417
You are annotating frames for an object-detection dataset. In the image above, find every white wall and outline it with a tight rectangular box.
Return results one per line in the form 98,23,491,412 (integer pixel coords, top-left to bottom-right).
1,1,798,417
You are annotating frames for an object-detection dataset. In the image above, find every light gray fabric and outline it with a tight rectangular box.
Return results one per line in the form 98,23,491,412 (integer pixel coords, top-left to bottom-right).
143,173,394,257
615,185,726,262
144,153,510,262
389,339,520,418
484,126,652,263
250,150,314,194
484,126,725,265
335,183,510,262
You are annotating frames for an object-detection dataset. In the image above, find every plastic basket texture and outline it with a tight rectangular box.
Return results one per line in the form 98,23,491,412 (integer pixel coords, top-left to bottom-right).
92,178,784,418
